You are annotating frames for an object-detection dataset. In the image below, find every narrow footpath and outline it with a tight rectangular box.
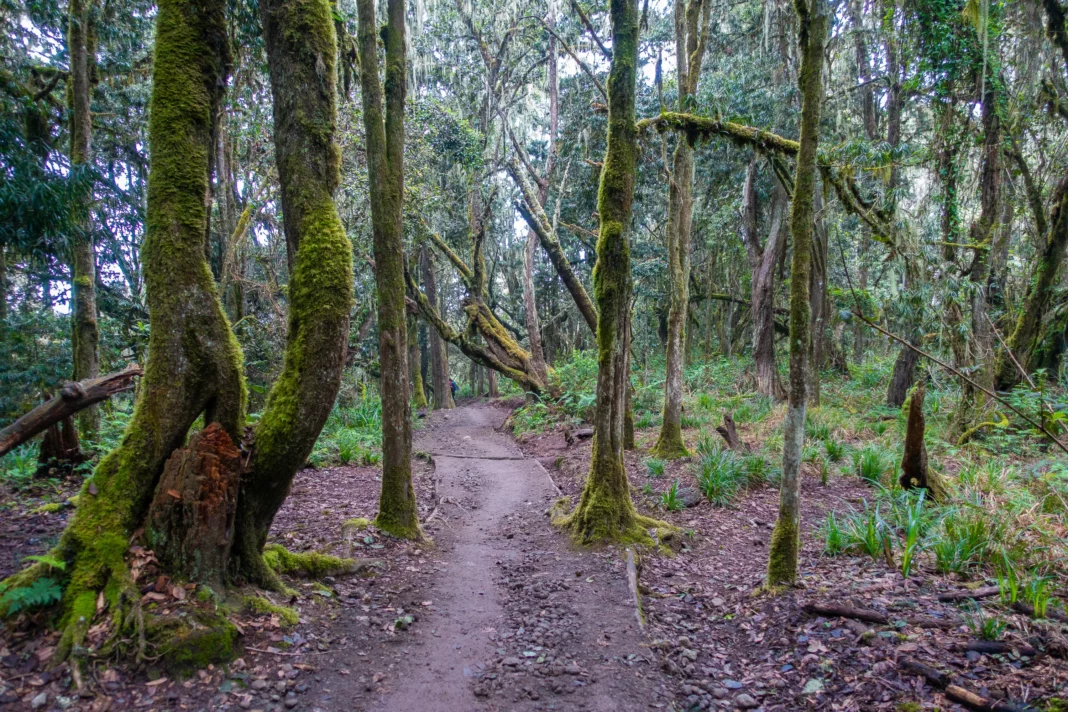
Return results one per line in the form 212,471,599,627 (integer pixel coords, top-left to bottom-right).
323,403,673,711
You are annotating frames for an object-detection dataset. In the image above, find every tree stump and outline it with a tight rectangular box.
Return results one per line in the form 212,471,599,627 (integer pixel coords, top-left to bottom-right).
146,423,243,585
899,383,946,502
715,413,746,452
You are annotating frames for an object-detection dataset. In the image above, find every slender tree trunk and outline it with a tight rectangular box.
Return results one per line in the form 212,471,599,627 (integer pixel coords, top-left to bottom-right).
421,245,454,409
69,0,100,440
522,228,548,381
0,244,7,323
563,0,658,543
807,192,828,406
231,0,355,580
956,88,1000,434
409,315,427,408
767,0,826,590
652,0,709,459
356,0,418,539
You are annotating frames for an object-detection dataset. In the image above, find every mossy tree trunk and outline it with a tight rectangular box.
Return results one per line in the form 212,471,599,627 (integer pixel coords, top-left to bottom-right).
996,1,1068,390
0,244,8,322
68,0,101,441
357,0,420,540
2,0,247,655
409,313,428,408
955,88,1000,435
766,0,827,590
231,0,355,580
652,0,710,460
562,0,660,543
421,245,454,409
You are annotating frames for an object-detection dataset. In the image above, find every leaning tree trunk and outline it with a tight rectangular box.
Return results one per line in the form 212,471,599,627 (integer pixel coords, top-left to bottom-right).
68,0,100,441
230,0,355,581
356,0,419,540
421,245,454,409
561,0,661,543
0,0,247,658
652,0,709,459
767,0,826,590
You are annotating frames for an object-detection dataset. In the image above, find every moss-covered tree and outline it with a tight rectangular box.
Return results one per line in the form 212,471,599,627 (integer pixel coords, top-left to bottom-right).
651,0,710,459
357,0,420,540
766,0,827,589
230,0,356,580
420,244,455,409
558,0,662,543
0,0,247,657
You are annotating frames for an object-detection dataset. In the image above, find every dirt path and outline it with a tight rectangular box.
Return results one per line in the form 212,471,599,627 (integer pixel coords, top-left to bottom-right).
322,403,672,711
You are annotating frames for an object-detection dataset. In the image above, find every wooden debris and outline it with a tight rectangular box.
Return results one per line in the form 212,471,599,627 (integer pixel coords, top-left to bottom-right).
802,601,960,628
937,586,1000,602
714,413,746,452
564,428,594,446
899,382,947,501
962,640,1038,657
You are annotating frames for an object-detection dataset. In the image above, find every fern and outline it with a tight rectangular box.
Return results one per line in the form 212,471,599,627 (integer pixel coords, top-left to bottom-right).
1,578,63,616
22,555,66,571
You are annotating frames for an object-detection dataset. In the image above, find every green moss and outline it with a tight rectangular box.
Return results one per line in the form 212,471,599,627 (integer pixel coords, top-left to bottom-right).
765,516,800,589
342,517,371,531
1044,698,1068,712
650,421,689,460
30,502,65,514
896,703,922,712
145,609,239,676
245,595,299,626
262,544,354,578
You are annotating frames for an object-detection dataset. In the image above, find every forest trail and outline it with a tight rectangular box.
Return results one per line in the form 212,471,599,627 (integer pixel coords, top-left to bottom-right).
324,403,672,711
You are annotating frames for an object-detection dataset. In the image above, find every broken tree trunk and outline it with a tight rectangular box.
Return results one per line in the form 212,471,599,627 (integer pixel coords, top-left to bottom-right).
146,423,243,586
0,364,143,458
715,413,746,452
899,382,947,502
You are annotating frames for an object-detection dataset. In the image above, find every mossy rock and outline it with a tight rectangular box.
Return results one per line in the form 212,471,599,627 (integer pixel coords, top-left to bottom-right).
144,609,239,676
262,544,354,578
342,518,372,533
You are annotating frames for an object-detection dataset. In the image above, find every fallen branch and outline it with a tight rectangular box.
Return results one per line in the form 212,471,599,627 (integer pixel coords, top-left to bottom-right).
802,602,960,629
937,586,1000,602
962,640,1039,657
898,657,1034,711
1012,601,1068,624
0,364,143,457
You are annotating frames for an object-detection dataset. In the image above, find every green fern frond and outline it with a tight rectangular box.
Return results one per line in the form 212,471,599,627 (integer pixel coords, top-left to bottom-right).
0,578,63,616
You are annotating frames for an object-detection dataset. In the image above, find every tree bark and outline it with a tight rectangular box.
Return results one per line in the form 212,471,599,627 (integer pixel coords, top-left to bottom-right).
146,423,242,587
887,347,920,407
421,245,454,409
356,0,418,540
68,0,100,440
767,0,826,589
563,0,657,543
0,244,7,322
651,0,709,459
741,158,787,401
899,383,946,502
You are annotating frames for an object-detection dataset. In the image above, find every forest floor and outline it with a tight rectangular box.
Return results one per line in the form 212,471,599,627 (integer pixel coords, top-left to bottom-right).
1,399,1067,711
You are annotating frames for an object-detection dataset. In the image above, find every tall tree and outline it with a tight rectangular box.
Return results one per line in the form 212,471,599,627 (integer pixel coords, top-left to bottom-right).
651,0,710,458
766,0,827,589
68,0,100,440
560,0,660,542
357,0,420,539
421,245,455,409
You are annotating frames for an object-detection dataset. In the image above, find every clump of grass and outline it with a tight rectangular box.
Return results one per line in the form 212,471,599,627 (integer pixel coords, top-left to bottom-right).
853,445,886,485
900,491,926,577
645,457,666,478
821,512,846,555
931,508,996,575
661,480,685,511
825,439,845,462
964,602,1007,641
1023,574,1053,618
695,448,746,506
834,501,893,560
635,411,659,429
510,403,555,435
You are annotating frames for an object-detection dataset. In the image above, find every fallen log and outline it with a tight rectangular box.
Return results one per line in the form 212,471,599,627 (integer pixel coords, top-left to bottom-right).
802,601,960,629
564,428,594,446
962,640,1039,657
937,586,1000,602
1012,601,1068,623
899,657,950,689
0,364,142,458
